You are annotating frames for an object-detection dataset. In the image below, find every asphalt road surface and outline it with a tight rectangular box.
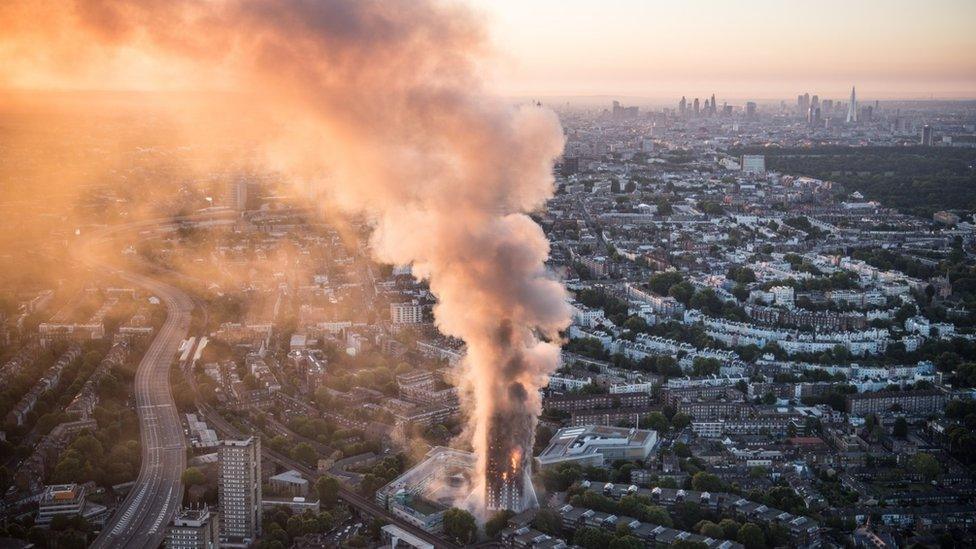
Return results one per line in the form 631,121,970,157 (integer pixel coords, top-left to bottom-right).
81,212,455,549
86,231,194,549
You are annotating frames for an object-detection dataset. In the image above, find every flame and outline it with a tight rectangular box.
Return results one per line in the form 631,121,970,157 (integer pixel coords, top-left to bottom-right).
0,0,571,517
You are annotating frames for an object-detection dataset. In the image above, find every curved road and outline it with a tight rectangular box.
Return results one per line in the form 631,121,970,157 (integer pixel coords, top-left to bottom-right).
84,226,195,549
83,211,456,549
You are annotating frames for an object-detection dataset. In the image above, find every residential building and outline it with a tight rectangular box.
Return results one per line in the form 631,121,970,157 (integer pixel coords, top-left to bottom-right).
166,506,219,549
741,155,766,174
391,301,424,324
846,390,948,417
219,437,262,547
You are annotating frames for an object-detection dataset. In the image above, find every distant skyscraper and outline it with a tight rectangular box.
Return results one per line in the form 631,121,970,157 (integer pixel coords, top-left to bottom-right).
228,178,248,211
860,105,873,122
611,100,638,119
808,105,822,127
921,124,934,146
678,96,687,116
798,93,810,118
811,95,820,110
219,437,261,547
745,102,757,119
710,93,716,115
693,98,700,116
846,86,858,123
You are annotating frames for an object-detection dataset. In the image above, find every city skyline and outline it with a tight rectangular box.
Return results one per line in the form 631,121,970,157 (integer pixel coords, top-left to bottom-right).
471,0,976,100
0,1,975,547
2,2,974,101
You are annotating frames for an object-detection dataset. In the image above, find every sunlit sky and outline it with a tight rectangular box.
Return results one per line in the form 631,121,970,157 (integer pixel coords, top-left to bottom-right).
470,0,976,102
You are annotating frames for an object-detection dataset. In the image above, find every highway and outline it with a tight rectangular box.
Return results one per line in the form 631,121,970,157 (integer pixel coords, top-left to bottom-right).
83,225,195,549
81,212,458,549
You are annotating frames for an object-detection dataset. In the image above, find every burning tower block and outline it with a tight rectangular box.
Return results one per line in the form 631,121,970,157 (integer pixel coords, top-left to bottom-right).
486,413,534,513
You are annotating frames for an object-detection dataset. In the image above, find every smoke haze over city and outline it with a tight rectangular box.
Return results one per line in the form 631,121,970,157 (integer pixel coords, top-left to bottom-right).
2,0,571,516
1,2,976,548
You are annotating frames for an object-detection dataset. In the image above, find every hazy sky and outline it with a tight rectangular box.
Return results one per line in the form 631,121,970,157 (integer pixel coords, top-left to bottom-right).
470,0,976,101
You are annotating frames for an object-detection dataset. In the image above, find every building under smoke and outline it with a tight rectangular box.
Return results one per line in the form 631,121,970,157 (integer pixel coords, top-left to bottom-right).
485,412,532,513
375,447,476,533
0,0,572,519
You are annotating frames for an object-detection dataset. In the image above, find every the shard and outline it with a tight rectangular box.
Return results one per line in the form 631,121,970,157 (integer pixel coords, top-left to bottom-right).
846,85,858,123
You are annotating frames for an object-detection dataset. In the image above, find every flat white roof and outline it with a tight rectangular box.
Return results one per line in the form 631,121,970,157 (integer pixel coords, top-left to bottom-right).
381,524,434,549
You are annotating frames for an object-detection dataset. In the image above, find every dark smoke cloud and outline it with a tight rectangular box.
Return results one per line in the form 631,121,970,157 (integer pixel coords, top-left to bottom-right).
0,0,570,514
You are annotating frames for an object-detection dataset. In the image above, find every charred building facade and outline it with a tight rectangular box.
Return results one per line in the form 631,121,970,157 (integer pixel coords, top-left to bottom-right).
485,412,532,513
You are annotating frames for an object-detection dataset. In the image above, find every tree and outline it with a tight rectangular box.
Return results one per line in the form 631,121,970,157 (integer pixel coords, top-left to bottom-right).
692,357,721,377
648,272,683,295
766,522,791,547
671,412,691,430
691,472,724,492
532,508,562,535
624,315,650,333
641,412,670,432
737,522,765,549
672,501,703,530
673,442,691,458
935,351,963,372
671,543,708,549
540,463,582,492
893,417,908,438
443,508,477,544
911,453,941,482
718,519,741,540
694,520,723,539
642,505,673,527
292,443,317,466
608,535,644,549
732,284,749,302
181,467,205,487
69,434,104,460
573,526,612,549
668,282,695,305
485,510,515,539
52,451,92,483
315,476,340,507
656,199,674,216
614,462,637,484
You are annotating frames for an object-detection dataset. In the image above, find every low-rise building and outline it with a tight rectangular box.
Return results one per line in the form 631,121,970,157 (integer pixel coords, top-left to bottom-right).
846,390,948,417
268,470,308,497
536,425,657,469
166,506,219,549
37,484,86,525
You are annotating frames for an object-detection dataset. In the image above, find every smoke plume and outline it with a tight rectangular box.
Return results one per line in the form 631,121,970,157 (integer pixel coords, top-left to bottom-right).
0,0,570,513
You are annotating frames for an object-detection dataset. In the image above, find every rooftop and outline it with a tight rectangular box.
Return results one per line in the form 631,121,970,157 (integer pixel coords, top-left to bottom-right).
537,425,656,467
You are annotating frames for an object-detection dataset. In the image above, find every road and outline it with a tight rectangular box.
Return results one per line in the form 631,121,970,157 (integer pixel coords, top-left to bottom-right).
84,226,195,549
81,212,457,549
